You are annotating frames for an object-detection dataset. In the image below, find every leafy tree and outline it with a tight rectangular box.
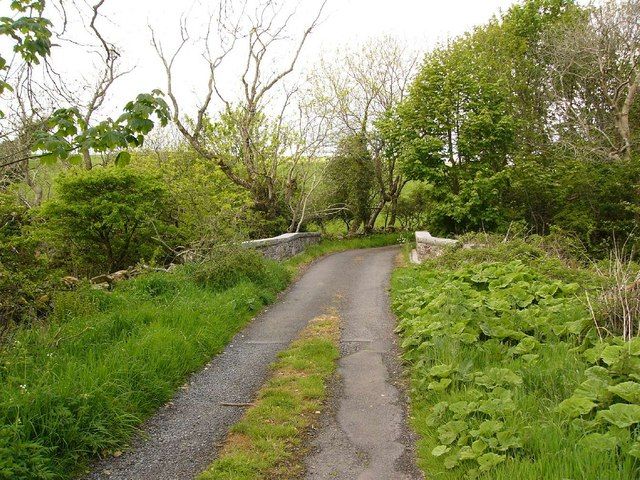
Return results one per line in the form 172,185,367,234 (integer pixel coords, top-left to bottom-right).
39,168,178,274
384,34,516,233
0,1,170,172
308,38,417,231
324,134,374,234
132,146,258,248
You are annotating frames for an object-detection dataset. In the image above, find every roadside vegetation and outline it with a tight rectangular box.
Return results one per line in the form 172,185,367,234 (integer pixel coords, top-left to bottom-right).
392,236,640,479
198,313,340,480
0,234,401,479
1,0,639,477
0,247,288,479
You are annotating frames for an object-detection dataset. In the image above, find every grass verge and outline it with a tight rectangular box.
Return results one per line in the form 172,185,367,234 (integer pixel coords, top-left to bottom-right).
391,237,640,479
197,313,340,480
0,258,289,479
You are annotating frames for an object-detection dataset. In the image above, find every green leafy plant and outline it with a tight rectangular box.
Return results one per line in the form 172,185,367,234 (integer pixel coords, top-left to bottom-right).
38,167,179,275
392,244,640,478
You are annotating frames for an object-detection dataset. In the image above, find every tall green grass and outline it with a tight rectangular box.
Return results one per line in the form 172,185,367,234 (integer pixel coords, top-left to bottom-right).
0,260,288,479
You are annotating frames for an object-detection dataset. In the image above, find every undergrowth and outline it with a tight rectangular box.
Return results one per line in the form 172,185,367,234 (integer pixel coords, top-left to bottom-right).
391,237,640,479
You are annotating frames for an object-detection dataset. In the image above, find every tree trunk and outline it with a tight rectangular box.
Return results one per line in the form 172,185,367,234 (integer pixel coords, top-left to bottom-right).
617,69,639,160
366,200,385,232
388,196,399,229
21,159,42,206
348,218,362,236
83,149,92,170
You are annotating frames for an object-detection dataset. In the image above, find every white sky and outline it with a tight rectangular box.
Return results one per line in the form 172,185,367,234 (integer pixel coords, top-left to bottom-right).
4,0,521,118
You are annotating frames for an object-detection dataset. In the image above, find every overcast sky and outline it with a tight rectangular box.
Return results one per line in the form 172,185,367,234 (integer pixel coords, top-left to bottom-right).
16,0,521,117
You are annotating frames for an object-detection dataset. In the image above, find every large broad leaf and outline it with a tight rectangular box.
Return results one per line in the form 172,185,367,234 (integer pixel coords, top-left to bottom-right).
474,368,522,389
115,150,131,167
496,430,522,451
477,452,506,472
443,452,460,469
627,337,640,356
471,420,504,438
432,445,450,457
601,345,625,366
429,364,454,378
459,445,477,460
628,442,640,459
507,285,535,308
607,381,640,403
579,432,619,452
438,420,467,445
584,365,612,381
449,401,478,418
556,396,596,418
575,377,613,403
509,336,539,356
597,403,640,428
428,378,452,392
478,394,516,417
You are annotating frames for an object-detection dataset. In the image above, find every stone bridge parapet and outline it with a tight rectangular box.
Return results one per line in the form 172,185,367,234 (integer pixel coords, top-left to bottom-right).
243,232,321,260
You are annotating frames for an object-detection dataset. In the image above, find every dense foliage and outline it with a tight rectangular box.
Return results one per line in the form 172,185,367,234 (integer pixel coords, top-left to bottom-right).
392,239,640,478
0,192,57,329
0,248,288,479
382,0,639,252
39,168,178,275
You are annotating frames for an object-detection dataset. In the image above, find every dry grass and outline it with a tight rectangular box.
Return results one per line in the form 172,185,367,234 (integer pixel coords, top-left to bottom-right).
590,247,640,340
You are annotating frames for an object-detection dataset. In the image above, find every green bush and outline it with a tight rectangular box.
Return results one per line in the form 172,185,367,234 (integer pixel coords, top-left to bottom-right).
0,193,57,329
38,167,179,276
191,246,288,292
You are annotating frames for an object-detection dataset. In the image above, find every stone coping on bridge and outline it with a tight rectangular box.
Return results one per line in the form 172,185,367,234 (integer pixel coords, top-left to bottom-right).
243,232,322,260
412,231,459,263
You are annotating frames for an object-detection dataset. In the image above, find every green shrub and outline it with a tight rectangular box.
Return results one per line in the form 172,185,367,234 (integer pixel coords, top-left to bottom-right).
38,167,180,276
191,246,288,292
0,193,57,329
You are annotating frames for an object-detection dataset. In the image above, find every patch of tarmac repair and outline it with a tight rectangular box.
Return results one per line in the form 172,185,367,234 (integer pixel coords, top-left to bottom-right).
304,247,423,480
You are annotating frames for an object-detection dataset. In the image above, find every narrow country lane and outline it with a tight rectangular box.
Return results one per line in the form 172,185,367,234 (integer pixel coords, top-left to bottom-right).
304,248,422,480
87,246,420,480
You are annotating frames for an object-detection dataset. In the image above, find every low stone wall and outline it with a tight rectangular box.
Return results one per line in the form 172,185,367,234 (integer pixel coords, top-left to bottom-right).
412,231,459,263
242,232,322,261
